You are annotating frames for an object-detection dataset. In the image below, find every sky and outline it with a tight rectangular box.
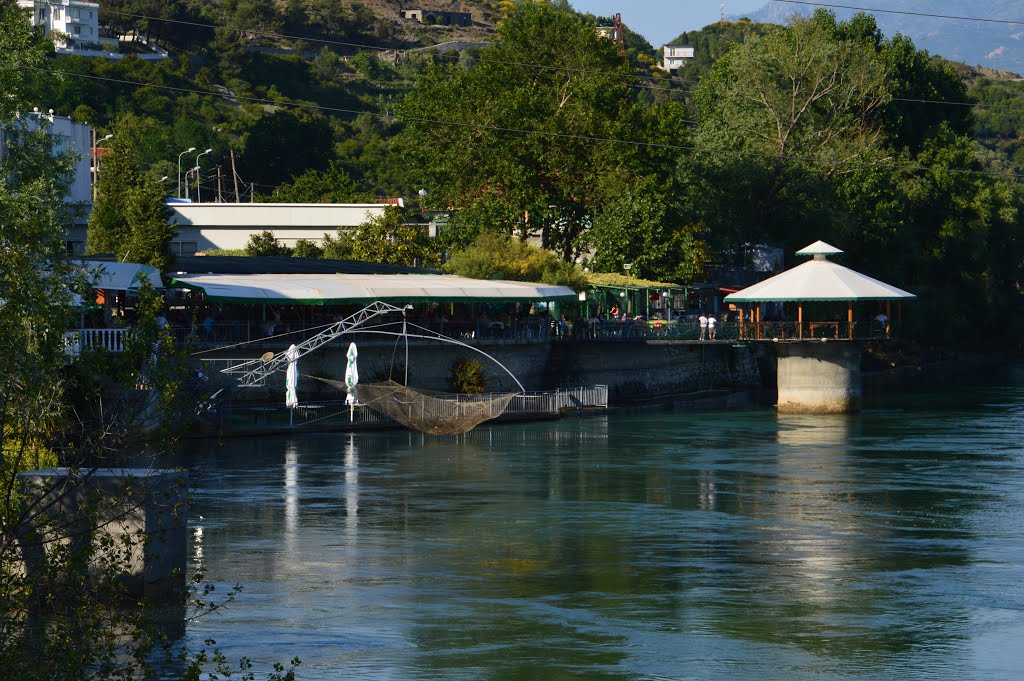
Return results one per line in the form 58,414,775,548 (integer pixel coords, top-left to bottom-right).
570,0,769,47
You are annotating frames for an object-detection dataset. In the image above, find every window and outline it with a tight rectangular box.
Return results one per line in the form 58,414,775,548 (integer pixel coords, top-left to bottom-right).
73,24,81,35
54,8,61,19
65,241,85,256
172,241,198,256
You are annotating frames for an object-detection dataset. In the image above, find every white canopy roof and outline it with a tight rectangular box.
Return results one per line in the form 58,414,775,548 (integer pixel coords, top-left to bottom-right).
81,260,163,291
724,242,915,302
170,273,577,305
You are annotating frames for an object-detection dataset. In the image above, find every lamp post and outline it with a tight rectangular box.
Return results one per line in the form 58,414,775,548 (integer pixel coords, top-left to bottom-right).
92,133,113,201
177,147,196,199
194,148,212,203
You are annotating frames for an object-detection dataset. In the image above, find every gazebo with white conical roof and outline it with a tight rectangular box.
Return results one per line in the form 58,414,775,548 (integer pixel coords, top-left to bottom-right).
724,241,916,414
724,241,915,341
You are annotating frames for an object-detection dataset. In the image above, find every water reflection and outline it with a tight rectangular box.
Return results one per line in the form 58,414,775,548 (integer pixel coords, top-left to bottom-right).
344,433,359,537
178,382,1024,680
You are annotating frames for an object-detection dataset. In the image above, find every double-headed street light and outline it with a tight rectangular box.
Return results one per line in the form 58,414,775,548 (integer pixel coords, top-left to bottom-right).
194,148,213,203
177,146,196,198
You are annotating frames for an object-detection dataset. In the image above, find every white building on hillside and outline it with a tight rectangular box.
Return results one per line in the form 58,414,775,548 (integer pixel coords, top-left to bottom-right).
18,0,101,50
166,202,400,256
661,44,695,71
1,110,93,253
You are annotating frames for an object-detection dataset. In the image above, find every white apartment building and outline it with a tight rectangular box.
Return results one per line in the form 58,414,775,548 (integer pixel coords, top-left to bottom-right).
0,111,93,253
18,0,101,50
661,44,695,71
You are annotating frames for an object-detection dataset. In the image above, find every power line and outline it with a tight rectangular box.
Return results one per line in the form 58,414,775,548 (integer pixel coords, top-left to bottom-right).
32,66,1024,183
773,0,1024,26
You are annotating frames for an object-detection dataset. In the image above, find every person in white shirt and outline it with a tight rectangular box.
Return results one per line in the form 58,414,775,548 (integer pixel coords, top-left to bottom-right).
698,313,708,340
707,314,717,340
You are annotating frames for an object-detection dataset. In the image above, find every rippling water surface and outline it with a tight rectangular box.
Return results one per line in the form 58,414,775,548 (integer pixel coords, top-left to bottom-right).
175,369,1024,680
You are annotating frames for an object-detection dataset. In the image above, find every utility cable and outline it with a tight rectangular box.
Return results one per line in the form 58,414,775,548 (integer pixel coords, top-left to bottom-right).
773,0,1024,26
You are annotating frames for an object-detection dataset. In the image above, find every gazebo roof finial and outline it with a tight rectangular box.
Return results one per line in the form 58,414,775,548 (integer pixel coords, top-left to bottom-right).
795,240,843,261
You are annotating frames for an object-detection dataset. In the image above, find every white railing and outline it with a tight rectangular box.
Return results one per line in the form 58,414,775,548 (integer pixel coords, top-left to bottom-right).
64,328,131,355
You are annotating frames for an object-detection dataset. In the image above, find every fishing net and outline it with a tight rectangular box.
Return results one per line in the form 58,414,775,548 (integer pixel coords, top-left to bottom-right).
309,377,515,436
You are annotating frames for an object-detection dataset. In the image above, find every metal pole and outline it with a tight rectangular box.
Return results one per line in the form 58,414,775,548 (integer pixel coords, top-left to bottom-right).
195,148,212,203
177,147,195,199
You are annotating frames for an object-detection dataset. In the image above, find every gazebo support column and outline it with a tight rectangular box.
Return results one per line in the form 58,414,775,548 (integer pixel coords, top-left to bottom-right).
798,304,803,340
848,302,853,340
776,342,862,414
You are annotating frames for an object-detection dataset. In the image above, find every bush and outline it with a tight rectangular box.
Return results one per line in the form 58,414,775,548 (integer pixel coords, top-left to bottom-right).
450,358,486,394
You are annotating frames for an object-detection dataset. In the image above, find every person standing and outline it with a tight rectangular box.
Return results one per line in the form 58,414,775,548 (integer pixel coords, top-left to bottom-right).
698,313,708,341
707,313,717,340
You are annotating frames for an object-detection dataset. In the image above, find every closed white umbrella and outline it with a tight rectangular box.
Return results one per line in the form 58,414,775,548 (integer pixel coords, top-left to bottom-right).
285,344,299,411
345,342,359,419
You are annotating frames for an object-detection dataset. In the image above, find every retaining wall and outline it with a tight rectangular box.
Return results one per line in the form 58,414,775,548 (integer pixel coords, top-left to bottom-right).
201,340,762,406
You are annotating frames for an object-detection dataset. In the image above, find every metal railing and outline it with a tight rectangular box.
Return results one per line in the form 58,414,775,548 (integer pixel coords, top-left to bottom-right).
181,318,896,351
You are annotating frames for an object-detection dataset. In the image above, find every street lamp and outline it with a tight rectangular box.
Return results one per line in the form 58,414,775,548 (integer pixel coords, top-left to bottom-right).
177,147,196,198
194,148,213,203
92,133,113,201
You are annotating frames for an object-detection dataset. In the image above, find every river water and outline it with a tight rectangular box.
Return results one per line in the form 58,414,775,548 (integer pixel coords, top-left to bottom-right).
176,368,1024,680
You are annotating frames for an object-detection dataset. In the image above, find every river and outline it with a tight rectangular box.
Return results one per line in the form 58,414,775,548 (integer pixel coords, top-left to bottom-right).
174,367,1024,680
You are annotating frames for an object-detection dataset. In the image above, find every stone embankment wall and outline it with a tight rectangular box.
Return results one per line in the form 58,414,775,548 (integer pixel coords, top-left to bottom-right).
204,340,762,406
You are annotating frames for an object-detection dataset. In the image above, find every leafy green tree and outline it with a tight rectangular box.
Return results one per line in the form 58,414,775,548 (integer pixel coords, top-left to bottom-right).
87,113,174,268
445,230,589,290
123,178,175,270
398,2,686,262
690,11,889,247
311,46,344,84
321,230,356,260
350,206,438,267
242,109,335,188
0,2,52,121
245,230,293,256
292,238,324,259
264,161,366,203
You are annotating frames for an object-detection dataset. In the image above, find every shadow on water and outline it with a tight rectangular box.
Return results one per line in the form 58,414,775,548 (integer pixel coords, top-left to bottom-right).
171,366,1024,680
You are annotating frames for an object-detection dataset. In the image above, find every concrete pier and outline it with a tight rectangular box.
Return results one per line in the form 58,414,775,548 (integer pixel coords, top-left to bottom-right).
776,342,862,414
17,468,188,601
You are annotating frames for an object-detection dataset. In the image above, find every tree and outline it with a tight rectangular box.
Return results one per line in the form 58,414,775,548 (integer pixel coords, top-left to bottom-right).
245,230,293,256
87,113,175,268
263,161,366,203
123,178,175,270
397,2,686,262
292,238,324,259
690,11,890,247
0,2,51,121
349,206,438,267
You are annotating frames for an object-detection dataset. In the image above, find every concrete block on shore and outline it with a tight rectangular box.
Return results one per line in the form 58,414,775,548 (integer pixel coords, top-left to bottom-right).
17,468,188,602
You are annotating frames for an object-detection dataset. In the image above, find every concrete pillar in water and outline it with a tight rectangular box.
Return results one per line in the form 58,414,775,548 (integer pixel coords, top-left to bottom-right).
776,342,862,414
17,468,188,602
